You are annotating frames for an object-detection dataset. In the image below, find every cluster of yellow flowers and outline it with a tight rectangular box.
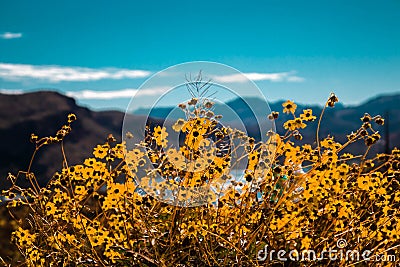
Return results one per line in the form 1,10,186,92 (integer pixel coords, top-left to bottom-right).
3,91,400,266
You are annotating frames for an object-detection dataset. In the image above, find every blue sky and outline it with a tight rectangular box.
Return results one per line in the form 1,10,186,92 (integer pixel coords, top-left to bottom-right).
0,0,399,111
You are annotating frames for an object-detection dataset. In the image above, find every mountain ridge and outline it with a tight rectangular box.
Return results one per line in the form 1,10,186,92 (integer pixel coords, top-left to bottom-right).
0,91,399,190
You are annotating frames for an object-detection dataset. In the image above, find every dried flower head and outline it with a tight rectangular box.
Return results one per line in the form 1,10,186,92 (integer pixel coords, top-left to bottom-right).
327,93,339,107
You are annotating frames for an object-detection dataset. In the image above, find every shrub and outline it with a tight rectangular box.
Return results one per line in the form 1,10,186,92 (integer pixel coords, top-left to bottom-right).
3,87,400,266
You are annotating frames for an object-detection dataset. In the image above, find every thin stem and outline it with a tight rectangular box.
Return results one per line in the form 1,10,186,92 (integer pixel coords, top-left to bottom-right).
316,104,328,160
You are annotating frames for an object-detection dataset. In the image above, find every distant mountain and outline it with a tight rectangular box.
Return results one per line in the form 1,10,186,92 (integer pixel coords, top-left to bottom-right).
0,91,399,190
0,91,147,190
135,93,400,154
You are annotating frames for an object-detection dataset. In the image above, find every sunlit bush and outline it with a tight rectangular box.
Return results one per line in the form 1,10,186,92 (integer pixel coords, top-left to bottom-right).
3,86,400,266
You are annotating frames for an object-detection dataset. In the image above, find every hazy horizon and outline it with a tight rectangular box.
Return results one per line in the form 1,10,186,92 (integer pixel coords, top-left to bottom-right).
0,87,397,112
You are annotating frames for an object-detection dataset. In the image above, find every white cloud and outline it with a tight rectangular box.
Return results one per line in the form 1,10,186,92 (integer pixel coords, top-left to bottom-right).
213,71,305,83
66,87,168,99
287,75,305,82
0,63,152,82
0,32,22,39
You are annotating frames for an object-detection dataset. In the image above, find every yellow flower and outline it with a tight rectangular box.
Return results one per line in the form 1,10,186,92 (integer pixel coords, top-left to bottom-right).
83,158,97,167
108,182,126,196
104,244,122,262
181,118,213,151
320,137,340,150
283,119,296,131
394,192,400,202
276,216,290,230
338,163,349,175
294,118,306,129
67,113,77,123
301,235,312,250
45,202,57,216
26,248,43,264
172,118,185,132
247,150,260,171
338,207,350,219
375,187,386,195
14,227,36,247
303,189,313,201
74,185,87,196
282,100,297,114
167,148,187,170
93,144,109,159
153,126,168,147
87,226,108,247
283,118,306,131
357,176,373,191
300,109,316,121
112,142,125,159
